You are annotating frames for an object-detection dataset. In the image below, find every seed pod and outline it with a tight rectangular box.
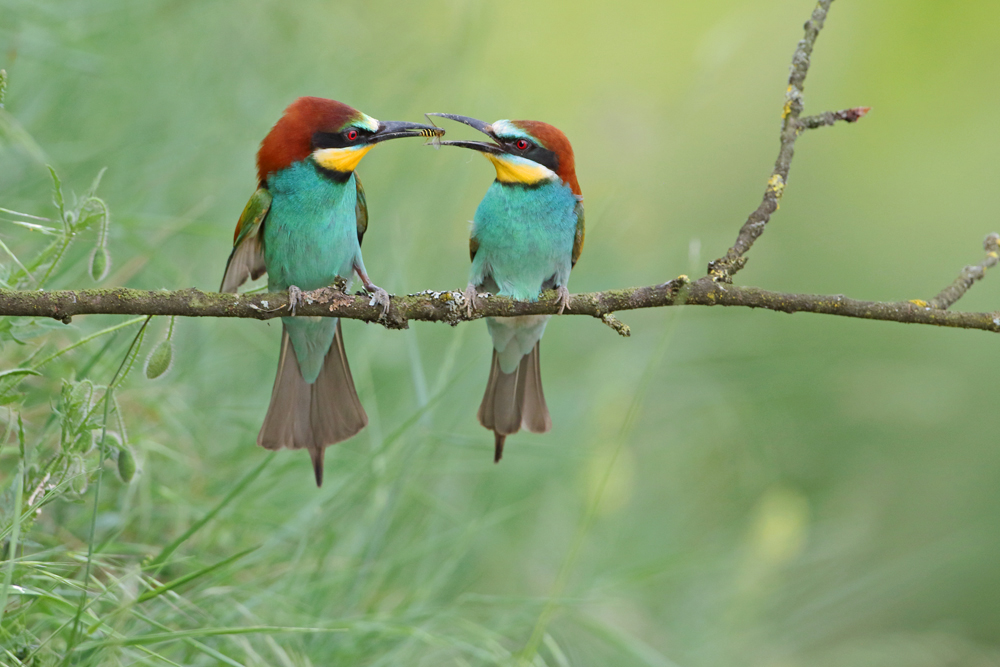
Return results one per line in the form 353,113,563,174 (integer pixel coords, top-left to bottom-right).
144,338,173,379
117,446,136,483
145,316,176,379
89,244,110,282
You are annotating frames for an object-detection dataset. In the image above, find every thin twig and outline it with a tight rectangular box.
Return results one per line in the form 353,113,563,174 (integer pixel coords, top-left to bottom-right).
600,313,631,337
707,0,835,282
798,106,871,129
926,233,1000,310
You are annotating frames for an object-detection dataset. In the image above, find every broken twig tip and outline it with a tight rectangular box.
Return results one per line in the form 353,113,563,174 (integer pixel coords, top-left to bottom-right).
846,106,871,122
600,313,631,337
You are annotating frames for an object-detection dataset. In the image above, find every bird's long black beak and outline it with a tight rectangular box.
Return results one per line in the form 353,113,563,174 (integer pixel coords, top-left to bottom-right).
426,113,503,154
428,113,493,135
371,120,445,143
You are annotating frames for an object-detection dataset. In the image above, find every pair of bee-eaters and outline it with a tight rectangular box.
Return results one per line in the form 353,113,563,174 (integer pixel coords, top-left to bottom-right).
220,97,584,486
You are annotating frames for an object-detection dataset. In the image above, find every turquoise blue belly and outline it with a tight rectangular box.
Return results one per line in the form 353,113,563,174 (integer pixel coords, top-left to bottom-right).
262,162,361,383
469,179,578,372
469,180,577,301
264,163,359,293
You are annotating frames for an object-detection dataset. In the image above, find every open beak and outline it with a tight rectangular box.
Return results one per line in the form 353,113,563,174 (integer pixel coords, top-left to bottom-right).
425,113,503,154
370,120,445,143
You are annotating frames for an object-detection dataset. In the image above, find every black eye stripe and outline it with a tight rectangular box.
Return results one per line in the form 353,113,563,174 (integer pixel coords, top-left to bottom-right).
497,137,559,173
311,128,372,150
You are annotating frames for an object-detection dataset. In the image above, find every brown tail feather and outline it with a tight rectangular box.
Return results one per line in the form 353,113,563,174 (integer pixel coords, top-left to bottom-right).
257,321,368,486
309,447,325,487
520,343,551,434
478,342,550,461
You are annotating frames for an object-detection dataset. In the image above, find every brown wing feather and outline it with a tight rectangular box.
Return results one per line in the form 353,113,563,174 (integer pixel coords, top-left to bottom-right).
220,240,266,293
355,173,368,246
571,198,585,268
220,187,271,293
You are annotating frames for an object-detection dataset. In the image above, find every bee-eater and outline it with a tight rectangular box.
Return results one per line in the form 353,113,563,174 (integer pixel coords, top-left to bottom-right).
221,97,443,486
430,114,584,462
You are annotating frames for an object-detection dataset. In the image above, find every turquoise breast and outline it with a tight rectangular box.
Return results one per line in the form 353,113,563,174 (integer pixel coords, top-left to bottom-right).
262,160,361,383
469,179,578,301
263,161,360,293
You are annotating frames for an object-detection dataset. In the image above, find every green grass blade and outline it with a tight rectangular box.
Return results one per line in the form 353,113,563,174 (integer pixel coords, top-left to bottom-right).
0,460,24,630
518,309,685,664
63,317,151,664
146,452,275,570
137,546,257,603
0,369,42,380
31,316,147,371
7,219,59,234
132,645,186,667
0,207,51,222
573,612,681,667
131,611,248,667
0,236,35,285
74,626,346,650
76,332,120,380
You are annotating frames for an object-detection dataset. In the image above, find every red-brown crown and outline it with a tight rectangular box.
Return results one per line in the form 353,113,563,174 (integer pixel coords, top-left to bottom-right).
256,97,366,184
510,120,581,196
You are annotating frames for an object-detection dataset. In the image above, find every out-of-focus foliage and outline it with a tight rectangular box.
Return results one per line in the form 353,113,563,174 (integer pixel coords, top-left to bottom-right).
2,0,1000,665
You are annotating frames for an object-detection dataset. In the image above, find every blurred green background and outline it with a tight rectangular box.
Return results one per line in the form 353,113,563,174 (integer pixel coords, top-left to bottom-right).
3,0,1000,664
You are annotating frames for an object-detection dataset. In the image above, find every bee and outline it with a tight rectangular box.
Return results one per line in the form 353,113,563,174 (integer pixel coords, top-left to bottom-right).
422,115,445,148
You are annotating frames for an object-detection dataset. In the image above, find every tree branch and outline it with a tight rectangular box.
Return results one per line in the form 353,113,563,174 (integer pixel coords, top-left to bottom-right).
1,0,997,338
0,271,998,334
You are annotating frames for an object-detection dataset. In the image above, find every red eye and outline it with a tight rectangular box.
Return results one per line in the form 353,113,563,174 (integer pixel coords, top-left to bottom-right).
515,139,529,150
346,129,359,141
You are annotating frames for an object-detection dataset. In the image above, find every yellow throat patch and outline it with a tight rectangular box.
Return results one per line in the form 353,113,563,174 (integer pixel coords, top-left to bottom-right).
312,145,375,174
485,153,555,186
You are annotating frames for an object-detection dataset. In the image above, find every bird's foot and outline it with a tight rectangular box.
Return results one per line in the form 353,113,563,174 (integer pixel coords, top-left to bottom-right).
463,283,482,318
287,285,303,316
365,284,391,319
554,285,571,315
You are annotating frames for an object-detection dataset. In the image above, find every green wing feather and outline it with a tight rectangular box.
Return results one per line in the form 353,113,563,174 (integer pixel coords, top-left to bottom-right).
220,187,271,293
571,198,585,267
355,173,368,246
